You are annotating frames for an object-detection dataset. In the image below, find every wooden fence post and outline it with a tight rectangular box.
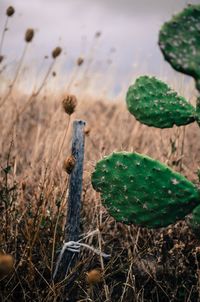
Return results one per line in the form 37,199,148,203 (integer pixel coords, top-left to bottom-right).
53,120,86,283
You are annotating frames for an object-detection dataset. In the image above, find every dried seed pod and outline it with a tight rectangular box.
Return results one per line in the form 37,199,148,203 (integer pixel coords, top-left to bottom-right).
25,29,34,43
21,181,26,191
62,95,77,115
95,31,101,38
86,269,102,285
6,6,15,17
27,218,33,226
77,57,84,66
52,47,62,59
84,127,90,136
0,254,14,277
63,155,76,174
0,55,4,64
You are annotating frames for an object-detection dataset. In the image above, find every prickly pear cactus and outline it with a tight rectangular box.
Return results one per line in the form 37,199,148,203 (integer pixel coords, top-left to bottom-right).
126,76,196,128
195,97,200,126
159,4,200,92
188,204,200,233
92,152,200,228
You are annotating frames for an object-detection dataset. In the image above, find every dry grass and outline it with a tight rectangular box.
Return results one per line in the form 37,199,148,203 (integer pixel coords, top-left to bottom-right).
0,89,200,301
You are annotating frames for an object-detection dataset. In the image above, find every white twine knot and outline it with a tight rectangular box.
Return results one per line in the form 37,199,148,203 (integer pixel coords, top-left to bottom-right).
62,240,111,259
53,229,111,280
58,229,111,258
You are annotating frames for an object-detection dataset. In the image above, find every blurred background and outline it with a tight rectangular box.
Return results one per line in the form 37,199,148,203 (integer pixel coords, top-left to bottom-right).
0,0,199,97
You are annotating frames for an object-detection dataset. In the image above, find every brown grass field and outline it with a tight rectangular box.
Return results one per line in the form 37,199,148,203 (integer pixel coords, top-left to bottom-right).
1,6,200,302
0,89,200,301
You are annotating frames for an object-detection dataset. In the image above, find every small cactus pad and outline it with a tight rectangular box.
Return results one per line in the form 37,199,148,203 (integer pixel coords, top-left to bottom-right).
126,76,196,128
188,204,200,231
195,97,200,126
92,152,200,228
159,5,200,92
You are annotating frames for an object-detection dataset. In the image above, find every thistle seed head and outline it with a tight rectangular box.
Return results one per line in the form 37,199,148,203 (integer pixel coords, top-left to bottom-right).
52,47,62,59
21,181,26,191
77,57,84,66
84,127,90,136
0,55,4,64
0,254,14,277
6,6,15,17
86,269,102,285
25,29,34,43
63,155,76,174
62,95,77,115
95,31,101,38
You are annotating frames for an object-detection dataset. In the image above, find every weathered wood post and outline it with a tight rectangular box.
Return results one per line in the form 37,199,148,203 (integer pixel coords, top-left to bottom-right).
53,120,86,283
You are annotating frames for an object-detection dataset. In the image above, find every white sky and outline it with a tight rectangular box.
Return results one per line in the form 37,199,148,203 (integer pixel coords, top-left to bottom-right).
0,0,199,96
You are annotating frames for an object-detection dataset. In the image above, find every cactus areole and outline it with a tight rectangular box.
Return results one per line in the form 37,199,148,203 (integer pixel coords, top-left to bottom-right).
159,4,200,92
92,152,200,228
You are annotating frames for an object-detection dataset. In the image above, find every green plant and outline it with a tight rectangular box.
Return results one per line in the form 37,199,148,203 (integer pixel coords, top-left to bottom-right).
92,152,199,228
188,204,200,232
159,4,200,92
126,76,197,128
92,4,200,229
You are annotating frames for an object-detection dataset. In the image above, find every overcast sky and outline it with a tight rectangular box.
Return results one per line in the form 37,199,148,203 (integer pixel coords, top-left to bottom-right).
0,0,199,96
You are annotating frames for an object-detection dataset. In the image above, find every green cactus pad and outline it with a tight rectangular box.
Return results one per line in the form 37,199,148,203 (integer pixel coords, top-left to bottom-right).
92,152,200,228
159,4,200,92
126,76,196,128
195,97,200,126
188,204,200,231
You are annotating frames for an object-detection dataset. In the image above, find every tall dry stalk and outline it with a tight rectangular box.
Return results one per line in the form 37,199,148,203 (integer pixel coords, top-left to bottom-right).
5,46,62,138
0,28,34,107
0,6,15,59
16,46,62,111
